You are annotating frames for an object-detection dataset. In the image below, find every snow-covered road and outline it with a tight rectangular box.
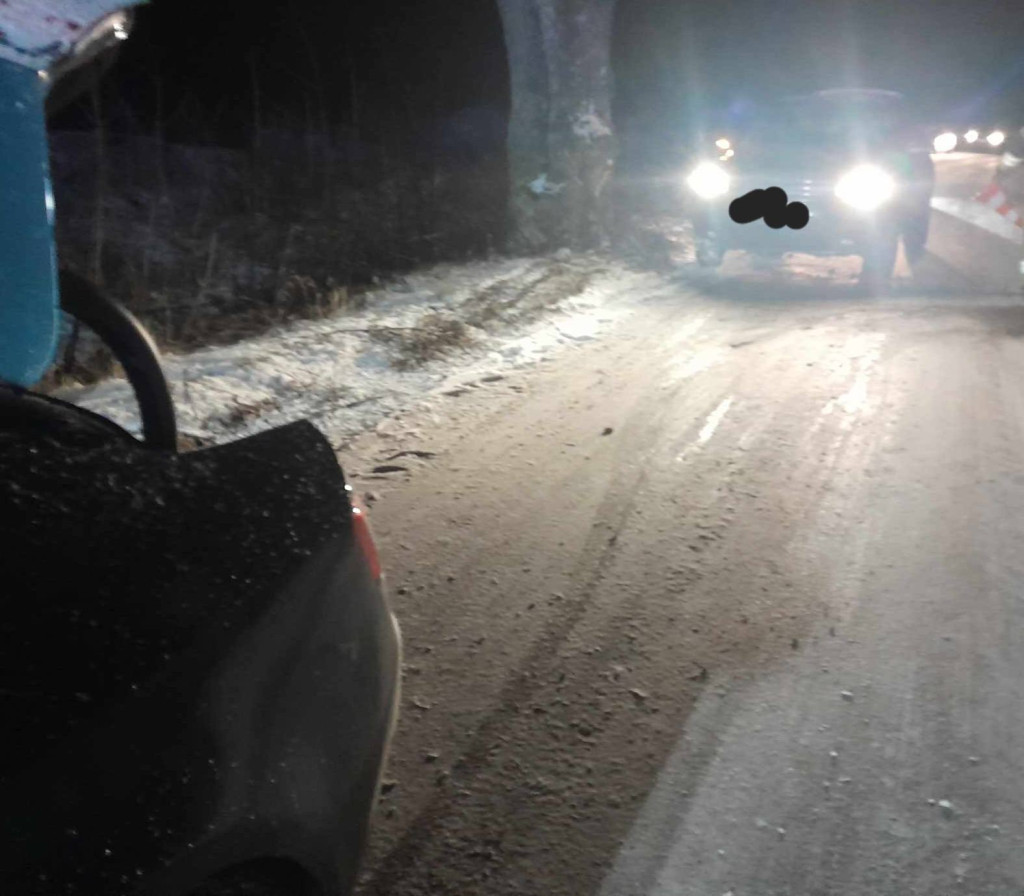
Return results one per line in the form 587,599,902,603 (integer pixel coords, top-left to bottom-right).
346,271,1024,896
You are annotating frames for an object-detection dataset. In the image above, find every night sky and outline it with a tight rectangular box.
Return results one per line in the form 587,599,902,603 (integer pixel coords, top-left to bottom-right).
614,0,1024,136
57,0,1024,149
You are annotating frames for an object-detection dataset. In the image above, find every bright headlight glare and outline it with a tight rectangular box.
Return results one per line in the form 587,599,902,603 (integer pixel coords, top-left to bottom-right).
834,164,896,211
987,130,1006,147
686,162,730,199
964,129,979,143
715,137,731,150
933,131,957,153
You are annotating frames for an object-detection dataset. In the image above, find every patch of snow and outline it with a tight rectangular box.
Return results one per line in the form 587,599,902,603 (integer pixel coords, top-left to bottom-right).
572,102,613,141
61,255,665,449
528,173,565,196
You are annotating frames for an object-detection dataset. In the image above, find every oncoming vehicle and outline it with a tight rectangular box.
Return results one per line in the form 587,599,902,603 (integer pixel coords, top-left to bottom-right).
686,89,936,286
0,4,400,895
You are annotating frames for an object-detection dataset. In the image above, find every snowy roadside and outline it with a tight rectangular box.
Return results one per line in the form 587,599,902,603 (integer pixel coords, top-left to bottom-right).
60,252,671,449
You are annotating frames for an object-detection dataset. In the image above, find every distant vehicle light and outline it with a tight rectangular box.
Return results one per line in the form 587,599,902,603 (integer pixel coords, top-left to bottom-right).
964,129,979,144
834,164,896,211
933,132,958,153
715,137,731,151
720,148,735,160
686,162,731,199
987,130,1006,147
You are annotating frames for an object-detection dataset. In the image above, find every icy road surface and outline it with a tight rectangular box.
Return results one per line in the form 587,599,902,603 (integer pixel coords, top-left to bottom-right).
349,278,1024,896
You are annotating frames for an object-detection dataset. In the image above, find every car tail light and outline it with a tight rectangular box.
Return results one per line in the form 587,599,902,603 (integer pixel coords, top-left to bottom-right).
349,497,382,582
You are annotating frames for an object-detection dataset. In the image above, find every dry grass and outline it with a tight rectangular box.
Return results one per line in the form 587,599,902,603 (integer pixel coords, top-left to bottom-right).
462,261,598,330
370,313,475,370
366,258,601,371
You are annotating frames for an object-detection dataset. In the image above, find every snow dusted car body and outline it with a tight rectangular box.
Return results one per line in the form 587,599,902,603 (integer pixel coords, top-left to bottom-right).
686,89,935,284
0,386,401,896
0,5,399,895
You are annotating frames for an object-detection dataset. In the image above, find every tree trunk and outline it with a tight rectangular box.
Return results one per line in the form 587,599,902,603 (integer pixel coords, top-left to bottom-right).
496,0,617,253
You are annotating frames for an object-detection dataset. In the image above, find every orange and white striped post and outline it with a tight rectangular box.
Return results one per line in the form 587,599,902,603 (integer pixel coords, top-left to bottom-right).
974,180,1024,288
974,181,1024,228
974,130,1024,289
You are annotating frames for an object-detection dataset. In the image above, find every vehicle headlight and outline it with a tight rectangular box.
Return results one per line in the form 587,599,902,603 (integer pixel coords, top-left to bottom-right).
964,129,979,144
987,130,1006,147
715,137,731,151
834,164,896,211
686,162,731,199
933,131,958,153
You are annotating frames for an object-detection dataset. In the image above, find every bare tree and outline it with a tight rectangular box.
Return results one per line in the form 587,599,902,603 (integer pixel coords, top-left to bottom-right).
496,0,617,253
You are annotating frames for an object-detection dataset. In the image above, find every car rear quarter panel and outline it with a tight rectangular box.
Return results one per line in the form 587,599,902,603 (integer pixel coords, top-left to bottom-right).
0,416,400,895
